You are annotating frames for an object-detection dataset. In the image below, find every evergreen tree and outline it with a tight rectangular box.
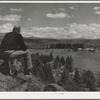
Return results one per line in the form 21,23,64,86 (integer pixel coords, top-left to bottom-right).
53,55,60,69
82,70,96,91
66,55,73,73
61,66,70,84
43,63,55,83
60,57,65,65
66,56,73,65
49,53,53,61
73,68,81,86
56,55,60,62
65,64,69,70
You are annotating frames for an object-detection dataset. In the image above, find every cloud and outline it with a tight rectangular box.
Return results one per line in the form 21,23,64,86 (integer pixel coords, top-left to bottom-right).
93,6,100,11
1,23,100,39
0,23,13,33
22,27,68,38
53,8,66,12
67,23,100,39
69,4,78,10
27,18,32,21
46,12,73,18
21,23,100,39
53,8,58,12
94,11,100,15
93,6,100,15
49,8,73,18
10,8,23,12
59,8,66,11
0,14,21,21
22,26,76,38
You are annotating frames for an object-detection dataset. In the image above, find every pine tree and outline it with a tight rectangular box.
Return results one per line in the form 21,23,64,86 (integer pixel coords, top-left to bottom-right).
56,55,60,62
43,63,55,83
66,55,73,73
61,66,70,84
82,70,96,91
73,68,81,86
53,55,60,69
49,53,53,61
60,57,65,65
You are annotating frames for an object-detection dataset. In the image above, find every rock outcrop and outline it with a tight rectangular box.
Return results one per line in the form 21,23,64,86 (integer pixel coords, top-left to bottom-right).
0,57,45,91
0,73,45,91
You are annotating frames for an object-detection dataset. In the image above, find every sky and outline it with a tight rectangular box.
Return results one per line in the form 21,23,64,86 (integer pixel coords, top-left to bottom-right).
1,3,100,39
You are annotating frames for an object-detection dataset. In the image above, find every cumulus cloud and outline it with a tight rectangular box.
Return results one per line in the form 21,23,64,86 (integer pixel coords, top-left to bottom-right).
1,22,100,39
22,23,100,39
48,8,73,18
67,23,100,39
93,6,100,15
94,11,100,15
59,8,66,11
53,8,66,12
69,4,78,10
46,12,73,18
10,8,23,12
22,27,68,38
93,6,100,11
21,26,76,38
0,23,13,33
0,14,21,21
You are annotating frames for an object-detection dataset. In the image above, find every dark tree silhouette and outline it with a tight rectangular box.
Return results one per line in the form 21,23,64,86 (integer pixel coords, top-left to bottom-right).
82,70,96,91
60,57,65,65
66,56,73,73
73,68,81,86
53,55,60,69
49,53,53,62
61,66,70,84
42,63,55,83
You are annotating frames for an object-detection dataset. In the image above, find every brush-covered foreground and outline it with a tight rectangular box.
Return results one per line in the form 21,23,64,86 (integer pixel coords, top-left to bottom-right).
0,73,45,91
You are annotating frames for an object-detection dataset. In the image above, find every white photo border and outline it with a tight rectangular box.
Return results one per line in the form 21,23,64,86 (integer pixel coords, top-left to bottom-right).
0,1,100,99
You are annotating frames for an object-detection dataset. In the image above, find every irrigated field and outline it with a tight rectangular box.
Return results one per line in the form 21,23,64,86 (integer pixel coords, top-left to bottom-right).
30,49,100,72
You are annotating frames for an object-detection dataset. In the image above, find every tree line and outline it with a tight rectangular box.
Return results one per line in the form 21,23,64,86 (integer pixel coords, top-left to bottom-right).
49,43,84,50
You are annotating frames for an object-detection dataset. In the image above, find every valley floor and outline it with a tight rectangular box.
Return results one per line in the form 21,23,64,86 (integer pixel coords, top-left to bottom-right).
30,49,100,72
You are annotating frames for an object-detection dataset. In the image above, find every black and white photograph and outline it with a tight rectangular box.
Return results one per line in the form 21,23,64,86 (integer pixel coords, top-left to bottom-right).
1,2,100,94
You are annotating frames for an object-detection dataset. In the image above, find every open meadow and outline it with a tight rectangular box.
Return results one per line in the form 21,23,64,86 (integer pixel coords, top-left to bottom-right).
30,49,100,73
